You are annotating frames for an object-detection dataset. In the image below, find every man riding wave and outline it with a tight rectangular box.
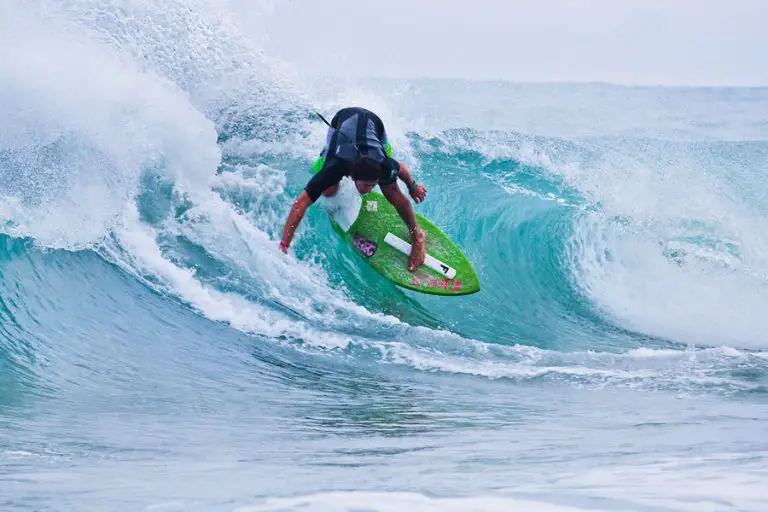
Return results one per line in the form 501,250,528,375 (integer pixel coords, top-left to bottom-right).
278,107,428,270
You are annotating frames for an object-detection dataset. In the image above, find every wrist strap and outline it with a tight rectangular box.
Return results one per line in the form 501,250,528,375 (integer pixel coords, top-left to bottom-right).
408,181,418,191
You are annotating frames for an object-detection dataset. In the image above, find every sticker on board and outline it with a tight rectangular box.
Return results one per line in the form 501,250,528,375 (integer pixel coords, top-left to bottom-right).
352,233,378,257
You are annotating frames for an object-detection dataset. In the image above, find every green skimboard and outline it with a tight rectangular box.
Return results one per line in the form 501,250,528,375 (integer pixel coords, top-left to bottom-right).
316,175,480,296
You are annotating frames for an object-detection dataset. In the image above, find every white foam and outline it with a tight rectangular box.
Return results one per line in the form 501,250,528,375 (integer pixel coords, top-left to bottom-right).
538,452,768,512
569,211,768,349
236,492,595,512
554,132,768,349
367,337,766,394
103,197,394,350
0,5,220,249
31,0,303,115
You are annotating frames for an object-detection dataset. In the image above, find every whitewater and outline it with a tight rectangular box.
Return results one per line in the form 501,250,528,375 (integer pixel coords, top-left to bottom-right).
1,2,767,511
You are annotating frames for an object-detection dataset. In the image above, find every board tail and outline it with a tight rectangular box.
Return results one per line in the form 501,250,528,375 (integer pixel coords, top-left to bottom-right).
383,233,457,279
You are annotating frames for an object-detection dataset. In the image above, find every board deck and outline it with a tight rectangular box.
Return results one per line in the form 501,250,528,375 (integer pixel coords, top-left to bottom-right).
320,177,480,296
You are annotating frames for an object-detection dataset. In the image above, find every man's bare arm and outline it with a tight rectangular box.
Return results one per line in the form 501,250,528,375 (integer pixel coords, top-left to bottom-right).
396,162,427,203
279,191,313,252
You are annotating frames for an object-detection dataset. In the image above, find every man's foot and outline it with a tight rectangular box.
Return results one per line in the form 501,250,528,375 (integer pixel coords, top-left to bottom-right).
408,227,426,271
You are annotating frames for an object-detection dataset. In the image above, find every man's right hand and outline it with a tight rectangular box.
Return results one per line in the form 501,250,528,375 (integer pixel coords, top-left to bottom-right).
278,241,289,254
409,183,427,204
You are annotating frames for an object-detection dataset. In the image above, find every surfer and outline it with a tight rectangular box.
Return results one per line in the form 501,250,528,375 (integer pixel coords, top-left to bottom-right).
278,107,428,271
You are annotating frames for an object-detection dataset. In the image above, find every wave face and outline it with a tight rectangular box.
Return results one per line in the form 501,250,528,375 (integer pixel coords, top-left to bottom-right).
1,3,768,511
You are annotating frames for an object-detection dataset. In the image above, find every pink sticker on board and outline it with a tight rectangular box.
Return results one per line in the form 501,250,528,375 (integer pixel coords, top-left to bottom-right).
352,233,378,258
411,274,463,291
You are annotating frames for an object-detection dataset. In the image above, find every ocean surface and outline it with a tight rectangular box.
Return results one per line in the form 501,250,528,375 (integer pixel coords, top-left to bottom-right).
2,2,768,511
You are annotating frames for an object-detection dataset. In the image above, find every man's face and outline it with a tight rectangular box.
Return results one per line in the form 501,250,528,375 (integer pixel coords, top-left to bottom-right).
354,179,377,194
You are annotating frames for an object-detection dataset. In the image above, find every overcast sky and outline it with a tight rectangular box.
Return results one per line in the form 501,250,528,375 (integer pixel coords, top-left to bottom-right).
247,0,767,86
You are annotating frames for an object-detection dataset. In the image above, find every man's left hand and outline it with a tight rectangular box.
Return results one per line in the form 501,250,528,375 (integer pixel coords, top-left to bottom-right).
409,183,427,204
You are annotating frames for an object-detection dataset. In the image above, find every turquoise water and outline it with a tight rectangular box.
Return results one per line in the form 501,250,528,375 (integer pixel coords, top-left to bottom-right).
2,2,768,511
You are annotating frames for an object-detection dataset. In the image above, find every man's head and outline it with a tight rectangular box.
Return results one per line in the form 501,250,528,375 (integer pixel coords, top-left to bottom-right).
350,156,384,194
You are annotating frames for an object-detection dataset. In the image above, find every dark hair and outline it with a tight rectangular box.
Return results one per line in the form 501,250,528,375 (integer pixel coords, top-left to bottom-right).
350,156,384,182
